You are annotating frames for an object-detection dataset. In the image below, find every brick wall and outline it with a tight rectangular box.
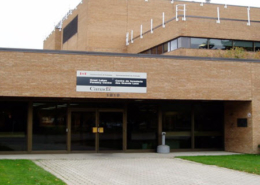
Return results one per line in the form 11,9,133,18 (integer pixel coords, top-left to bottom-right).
59,0,128,53
1,49,259,153
224,101,253,153
39,0,260,154
0,50,252,101
127,18,260,53
43,28,61,50
44,0,260,54
61,3,82,51
251,63,260,153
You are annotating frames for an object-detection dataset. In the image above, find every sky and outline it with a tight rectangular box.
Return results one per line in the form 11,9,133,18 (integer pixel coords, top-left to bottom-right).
0,0,259,50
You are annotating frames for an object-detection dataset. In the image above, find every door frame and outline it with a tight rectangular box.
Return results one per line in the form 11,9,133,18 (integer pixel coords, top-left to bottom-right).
68,108,96,153
68,108,126,153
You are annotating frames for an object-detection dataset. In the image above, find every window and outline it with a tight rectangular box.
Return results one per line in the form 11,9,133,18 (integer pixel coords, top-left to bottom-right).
208,39,233,50
139,37,259,54
127,104,158,150
170,39,178,51
233,41,253,51
255,42,260,52
141,50,151,54
163,43,169,53
157,45,163,54
178,37,191,48
162,102,192,149
194,102,224,149
191,38,208,49
151,47,157,54
71,111,96,151
63,16,78,44
0,102,28,151
33,103,67,151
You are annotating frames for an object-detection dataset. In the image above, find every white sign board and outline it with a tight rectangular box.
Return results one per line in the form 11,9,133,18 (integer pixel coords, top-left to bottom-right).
76,71,147,93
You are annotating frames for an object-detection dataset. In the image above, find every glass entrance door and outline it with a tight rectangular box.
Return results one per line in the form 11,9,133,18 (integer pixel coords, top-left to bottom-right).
71,111,96,151
70,110,123,152
98,111,123,151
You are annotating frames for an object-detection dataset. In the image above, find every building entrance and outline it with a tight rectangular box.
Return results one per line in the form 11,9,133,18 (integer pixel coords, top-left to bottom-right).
0,100,226,154
70,109,123,152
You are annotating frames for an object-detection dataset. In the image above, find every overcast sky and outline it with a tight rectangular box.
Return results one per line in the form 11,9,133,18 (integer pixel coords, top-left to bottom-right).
0,0,259,50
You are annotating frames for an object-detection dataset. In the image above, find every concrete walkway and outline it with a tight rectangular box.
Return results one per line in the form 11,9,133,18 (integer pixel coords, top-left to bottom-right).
1,152,260,185
0,151,239,160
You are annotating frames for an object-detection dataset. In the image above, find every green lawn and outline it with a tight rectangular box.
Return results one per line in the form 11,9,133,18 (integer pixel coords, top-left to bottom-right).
0,160,65,185
177,154,260,175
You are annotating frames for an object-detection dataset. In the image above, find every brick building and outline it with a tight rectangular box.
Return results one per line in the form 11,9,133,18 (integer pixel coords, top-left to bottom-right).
0,0,260,154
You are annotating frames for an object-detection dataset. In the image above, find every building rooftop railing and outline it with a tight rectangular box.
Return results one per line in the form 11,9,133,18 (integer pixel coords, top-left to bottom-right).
127,2,259,45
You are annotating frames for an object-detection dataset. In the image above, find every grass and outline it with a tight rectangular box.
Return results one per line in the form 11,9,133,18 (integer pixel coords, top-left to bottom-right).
177,154,260,175
0,160,65,185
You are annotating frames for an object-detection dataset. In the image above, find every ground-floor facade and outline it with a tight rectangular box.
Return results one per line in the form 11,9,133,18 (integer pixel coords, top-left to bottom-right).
0,98,227,153
0,48,259,154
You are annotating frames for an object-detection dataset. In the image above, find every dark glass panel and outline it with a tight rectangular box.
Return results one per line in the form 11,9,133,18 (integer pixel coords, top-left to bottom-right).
163,43,168,53
194,102,224,149
191,38,208,49
255,42,260,51
127,104,158,150
70,102,123,109
165,136,191,149
70,103,95,109
141,50,151,54
151,47,157,54
63,16,78,43
32,103,67,151
162,102,192,149
208,39,233,50
157,45,163,54
99,112,123,150
195,136,223,148
163,111,191,132
234,41,253,51
71,112,96,151
194,103,223,132
0,102,27,151
177,37,191,48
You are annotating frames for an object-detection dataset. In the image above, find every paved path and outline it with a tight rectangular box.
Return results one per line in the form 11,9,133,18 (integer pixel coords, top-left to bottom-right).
23,152,259,185
0,151,239,160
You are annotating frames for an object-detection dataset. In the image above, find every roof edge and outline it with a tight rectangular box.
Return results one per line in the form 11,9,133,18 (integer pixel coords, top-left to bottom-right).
0,47,259,63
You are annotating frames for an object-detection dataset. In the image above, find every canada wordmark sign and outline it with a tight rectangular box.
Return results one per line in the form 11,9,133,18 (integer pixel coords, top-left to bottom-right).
76,71,147,93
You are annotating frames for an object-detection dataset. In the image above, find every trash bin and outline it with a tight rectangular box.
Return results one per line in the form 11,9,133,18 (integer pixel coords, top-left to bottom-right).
157,132,170,153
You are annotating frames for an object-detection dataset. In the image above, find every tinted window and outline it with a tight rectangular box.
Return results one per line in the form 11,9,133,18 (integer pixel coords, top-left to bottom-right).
71,112,96,151
63,16,78,43
163,43,169,53
157,45,163,54
178,37,191,48
194,102,224,149
162,102,192,149
209,39,233,50
33,103,67,151
127,104,158,150
234,41,253,51
191,38,208,49
141,50,151,54
151,47,157,54
99,112,123,151
0,102,28,151
170,39,178,51
255,42,260,51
